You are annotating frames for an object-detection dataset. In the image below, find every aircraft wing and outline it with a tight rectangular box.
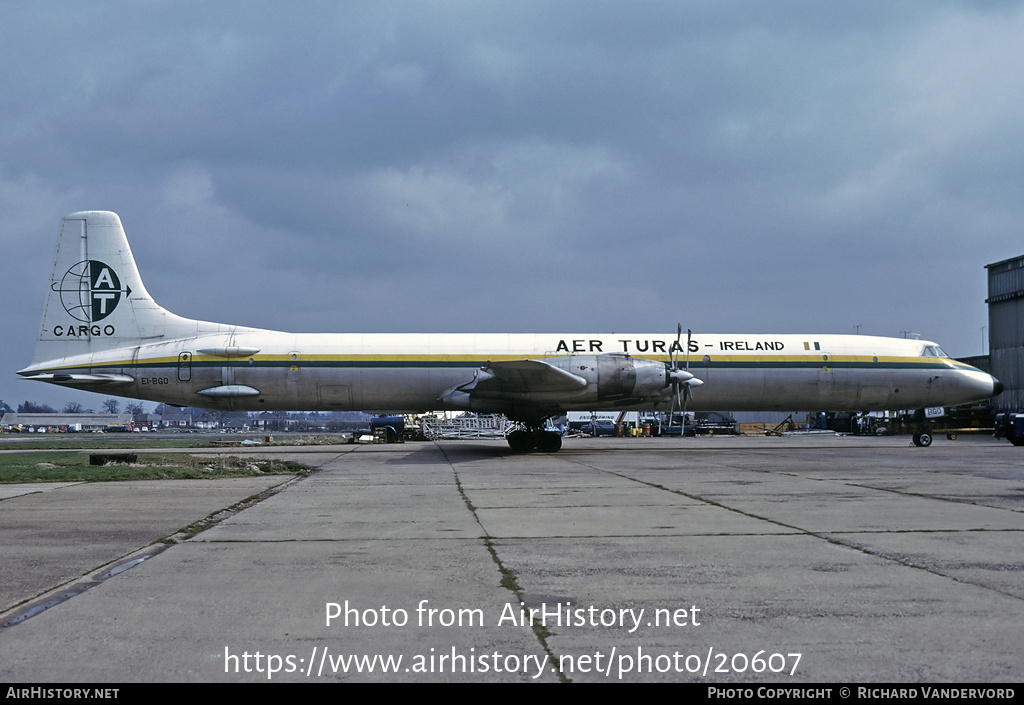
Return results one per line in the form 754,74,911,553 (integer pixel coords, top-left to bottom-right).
439,359,586,409
476,359,588,393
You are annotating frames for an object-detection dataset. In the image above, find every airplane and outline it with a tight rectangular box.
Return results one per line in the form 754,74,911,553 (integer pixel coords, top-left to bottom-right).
18,211,1003,452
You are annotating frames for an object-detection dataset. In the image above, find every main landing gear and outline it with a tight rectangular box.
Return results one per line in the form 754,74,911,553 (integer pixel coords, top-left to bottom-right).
507,428,562,453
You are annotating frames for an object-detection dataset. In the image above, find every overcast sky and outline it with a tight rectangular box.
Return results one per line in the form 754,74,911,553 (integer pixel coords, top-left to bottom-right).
3,1,1022,411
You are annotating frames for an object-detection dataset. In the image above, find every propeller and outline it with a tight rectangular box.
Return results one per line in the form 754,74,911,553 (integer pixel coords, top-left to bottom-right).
667,324,703,434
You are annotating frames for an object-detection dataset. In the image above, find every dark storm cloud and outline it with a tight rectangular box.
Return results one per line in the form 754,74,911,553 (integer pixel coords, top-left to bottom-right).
2,1,1022,409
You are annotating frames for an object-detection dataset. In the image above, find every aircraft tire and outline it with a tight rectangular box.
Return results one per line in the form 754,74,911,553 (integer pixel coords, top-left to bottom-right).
946,432,957,441
912,432,933,447
535,431,562,453
507,430,535,453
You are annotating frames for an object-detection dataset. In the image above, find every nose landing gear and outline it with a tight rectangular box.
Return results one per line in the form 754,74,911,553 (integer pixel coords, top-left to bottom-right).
911,431,933,447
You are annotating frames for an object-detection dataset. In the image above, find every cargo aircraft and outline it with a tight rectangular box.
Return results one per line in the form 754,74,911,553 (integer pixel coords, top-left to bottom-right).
18,211,1002,452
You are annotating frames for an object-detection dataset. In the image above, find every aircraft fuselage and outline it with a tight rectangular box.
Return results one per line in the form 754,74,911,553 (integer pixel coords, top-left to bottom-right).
20,330,997,416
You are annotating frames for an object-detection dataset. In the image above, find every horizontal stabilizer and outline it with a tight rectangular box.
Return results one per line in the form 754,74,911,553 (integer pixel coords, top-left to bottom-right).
19,372,135,385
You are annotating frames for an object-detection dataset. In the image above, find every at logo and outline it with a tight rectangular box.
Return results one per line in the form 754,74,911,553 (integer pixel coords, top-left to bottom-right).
52,260,132,323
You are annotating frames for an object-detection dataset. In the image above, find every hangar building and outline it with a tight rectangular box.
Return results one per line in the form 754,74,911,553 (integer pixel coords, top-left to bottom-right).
986,254,1024,412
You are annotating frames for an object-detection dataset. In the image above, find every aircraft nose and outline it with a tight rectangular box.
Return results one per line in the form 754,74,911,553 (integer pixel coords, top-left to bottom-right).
992,378,1004,396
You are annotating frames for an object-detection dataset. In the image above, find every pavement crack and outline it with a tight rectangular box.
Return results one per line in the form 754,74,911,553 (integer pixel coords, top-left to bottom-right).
435,441,568,682
587,463,1024,605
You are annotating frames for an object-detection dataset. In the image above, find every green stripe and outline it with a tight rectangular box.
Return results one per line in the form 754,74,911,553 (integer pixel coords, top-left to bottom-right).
66,358,960,373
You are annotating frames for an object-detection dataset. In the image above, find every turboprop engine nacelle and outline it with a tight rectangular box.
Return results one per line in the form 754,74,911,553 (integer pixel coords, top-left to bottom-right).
545,353,672,402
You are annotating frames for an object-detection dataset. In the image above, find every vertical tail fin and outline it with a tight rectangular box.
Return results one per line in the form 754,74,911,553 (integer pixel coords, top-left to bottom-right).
27,211,239,367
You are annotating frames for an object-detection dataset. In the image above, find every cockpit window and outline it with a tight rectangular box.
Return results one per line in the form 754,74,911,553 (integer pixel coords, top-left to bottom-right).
922,345,948,358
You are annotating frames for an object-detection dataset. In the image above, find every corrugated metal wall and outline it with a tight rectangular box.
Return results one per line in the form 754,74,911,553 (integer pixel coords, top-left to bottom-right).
987,256,1024,411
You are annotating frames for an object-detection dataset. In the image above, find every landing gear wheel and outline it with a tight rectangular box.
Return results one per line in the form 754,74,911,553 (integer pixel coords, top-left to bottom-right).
946,432,957,441
535,431,562,453
507,430,535,454
912,431,933,447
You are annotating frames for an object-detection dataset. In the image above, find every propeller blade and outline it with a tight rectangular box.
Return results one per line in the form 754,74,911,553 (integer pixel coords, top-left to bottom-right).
672,323,682,371
668,381,678,428
668,325,703,437
668,369,694,384
681,387,688,435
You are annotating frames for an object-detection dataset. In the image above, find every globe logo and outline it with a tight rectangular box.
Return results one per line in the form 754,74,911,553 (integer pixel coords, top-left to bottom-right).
52,260,131,323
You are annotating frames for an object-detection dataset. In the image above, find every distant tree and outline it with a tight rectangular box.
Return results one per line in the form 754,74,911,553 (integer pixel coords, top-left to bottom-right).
0,400,13,414
125,401,145,417
63,402,85,413
101,398,120,414
17,401,57,413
